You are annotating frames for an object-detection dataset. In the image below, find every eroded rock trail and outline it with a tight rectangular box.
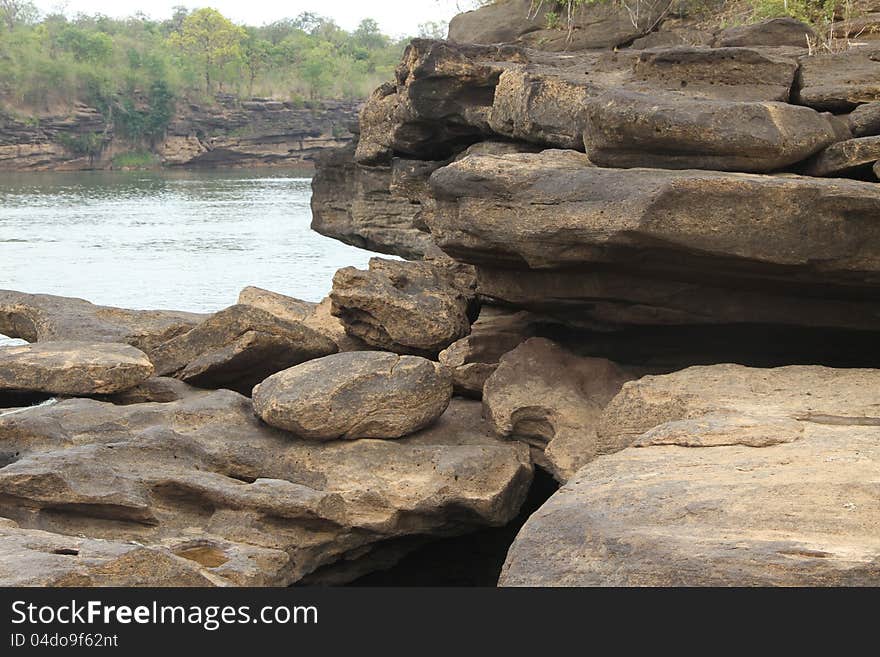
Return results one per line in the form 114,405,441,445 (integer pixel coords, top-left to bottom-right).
2,5,880,586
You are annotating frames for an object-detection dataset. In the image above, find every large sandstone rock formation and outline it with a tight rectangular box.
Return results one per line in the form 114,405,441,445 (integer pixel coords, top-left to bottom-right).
500,365,880,586
0,391,532,586
253,352,452,440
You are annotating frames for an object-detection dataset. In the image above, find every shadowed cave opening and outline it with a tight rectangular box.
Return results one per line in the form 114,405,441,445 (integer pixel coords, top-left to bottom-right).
348,468,559,587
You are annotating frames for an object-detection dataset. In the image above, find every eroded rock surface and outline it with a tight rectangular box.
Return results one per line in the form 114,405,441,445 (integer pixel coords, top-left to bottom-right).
150,304,338,395
0,341,153,395
801,135,880,176
0,392,532,586
0,290,203,358
501,365,880,586
584,91,839,172
438,306,559,397
253,352,452,440
331,258,475,357
484,338,635,482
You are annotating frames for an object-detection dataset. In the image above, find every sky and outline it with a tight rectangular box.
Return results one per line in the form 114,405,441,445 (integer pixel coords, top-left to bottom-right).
31,0,480,37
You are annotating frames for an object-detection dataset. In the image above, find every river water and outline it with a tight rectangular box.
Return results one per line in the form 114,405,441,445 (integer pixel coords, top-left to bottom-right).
0,168,374,313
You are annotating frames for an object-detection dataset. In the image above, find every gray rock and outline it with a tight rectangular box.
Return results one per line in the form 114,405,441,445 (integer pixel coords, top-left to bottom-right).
715,17,814,48
849,102,880,137
253,351,452,440
797,46,880,111
0,290,203,359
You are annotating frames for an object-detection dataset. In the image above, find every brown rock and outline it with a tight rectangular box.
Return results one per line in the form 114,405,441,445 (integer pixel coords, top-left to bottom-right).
253,351,452,440
801,135,880,176
238,287,367,352
448,0,668,51
849,101,880,137
103,377,197,405
797,46,880,111
0,290,203,359
483,338,635,482
150,304,338,395
0,341,153,395
331,258,474,357
0,523,222,586
438,306,553,397
428,151,880,284
310,143,441,259
584,91,839,172
501,365,880,586
715,17,814,48
0,392,532,585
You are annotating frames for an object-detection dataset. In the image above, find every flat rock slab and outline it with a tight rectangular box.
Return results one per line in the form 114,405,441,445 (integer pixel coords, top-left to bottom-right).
428,151,880,281
797,46,880,111
584,91,839,172
802,135,880,176
0,392,532,586
501,364,880,586
715,17,814,47
0,341,154,395
331,258,474,357
0,520,222,586
483,338,635,482
253,352,452,440
0,290,203,359
150,304,338,395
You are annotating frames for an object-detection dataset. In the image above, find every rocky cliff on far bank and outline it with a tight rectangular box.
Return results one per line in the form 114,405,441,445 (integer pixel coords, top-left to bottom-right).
0,96,360,172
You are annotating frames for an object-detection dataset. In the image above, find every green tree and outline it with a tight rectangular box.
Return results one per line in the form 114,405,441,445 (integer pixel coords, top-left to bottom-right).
0,0,38,31
168,8,245,94
242,31,272,96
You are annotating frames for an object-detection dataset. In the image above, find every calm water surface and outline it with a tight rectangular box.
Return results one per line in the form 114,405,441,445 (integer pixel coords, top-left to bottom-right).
0,168,375,314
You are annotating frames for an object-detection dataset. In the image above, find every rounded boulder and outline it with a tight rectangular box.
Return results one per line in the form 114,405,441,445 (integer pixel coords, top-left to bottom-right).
253,351,452,440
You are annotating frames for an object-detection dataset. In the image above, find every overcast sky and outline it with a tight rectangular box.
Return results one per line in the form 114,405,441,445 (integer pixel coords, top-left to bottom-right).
31,1,480,36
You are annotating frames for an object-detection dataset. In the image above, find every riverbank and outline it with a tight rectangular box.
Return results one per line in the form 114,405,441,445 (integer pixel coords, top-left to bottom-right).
0,96,360,172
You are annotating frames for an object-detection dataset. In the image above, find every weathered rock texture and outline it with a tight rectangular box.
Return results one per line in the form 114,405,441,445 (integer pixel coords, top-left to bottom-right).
796,45,880,111
0,290,203,359
501,365,880,586
253,352,452,440
448,0,670,51
850,101,880,137
426,151,880,334
150,304,338,395
483,339,635,482
331,258,475,357
438,306,558,397
801,135,880,176
584,91,839,172
237,286,367,352
0,342,153,396
0,392,531,586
